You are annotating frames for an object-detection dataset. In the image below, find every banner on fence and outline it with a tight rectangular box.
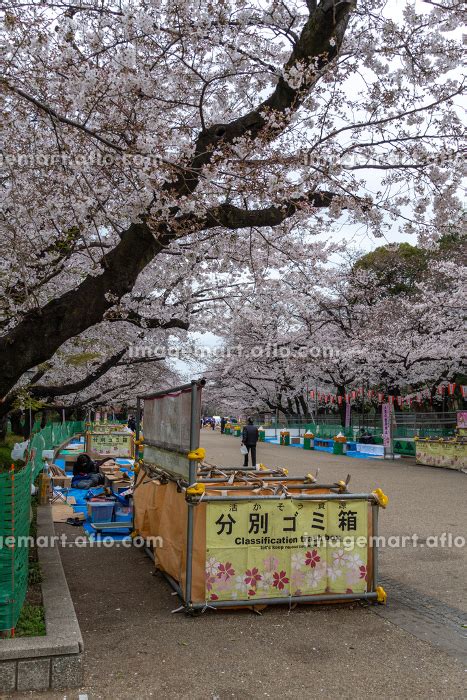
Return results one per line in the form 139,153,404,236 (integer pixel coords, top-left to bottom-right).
415,441,466,470
205,498,369,602
382,404,391,448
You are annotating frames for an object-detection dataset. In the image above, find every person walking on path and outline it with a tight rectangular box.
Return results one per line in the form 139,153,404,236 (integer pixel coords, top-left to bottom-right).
220,417,226,434
241,418,258,467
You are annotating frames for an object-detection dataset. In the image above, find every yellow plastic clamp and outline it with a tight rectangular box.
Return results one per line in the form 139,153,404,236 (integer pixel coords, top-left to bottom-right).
372,488,389,508
187,447,206,461
376,586,387,604
305,473,316,483
282,468,289,476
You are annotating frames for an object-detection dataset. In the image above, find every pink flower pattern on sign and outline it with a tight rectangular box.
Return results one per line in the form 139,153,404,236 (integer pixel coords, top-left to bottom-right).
244,567,262,588
217,562,235,580
305,550,321,568
272,570,289,591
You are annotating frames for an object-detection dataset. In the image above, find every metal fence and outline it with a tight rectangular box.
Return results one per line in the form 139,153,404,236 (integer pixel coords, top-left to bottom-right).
0,421,84,633
259,412,459,439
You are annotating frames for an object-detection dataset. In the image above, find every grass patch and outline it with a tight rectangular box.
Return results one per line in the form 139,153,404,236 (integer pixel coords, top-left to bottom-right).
15,604,45,637
28,561,43,586
17,495,45,637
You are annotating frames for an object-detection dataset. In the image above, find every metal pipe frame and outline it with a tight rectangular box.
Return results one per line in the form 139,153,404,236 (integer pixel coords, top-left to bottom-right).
191,483,346,492
138,378,206,401
142,439,191,456
188,592,378,610
372,503,379,591
137,379,382,615
139,464,347,493
200,493,378,503
197,467,277,473
198,477,344,487
163,571,185,599
198,474,301,482
184,380,199,608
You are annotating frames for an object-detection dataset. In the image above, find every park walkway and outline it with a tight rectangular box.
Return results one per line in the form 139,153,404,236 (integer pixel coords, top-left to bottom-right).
12,432,467,699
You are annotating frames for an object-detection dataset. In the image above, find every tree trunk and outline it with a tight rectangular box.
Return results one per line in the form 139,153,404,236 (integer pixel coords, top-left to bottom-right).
337,385,346,426
40,409,49,429
0,415,7,442
75,407,87,421
10,410,23,436
22,410,36,440
0,222,167,405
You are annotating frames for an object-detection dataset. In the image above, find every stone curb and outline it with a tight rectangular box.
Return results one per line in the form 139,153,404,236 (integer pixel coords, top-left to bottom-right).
0,505,84,691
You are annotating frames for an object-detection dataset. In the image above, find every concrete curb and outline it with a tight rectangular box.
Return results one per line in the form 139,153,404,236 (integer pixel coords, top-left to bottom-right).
0,505,84,691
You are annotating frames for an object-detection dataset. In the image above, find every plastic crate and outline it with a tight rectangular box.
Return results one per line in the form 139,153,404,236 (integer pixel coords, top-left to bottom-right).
89,501,114,523
114,504,133,522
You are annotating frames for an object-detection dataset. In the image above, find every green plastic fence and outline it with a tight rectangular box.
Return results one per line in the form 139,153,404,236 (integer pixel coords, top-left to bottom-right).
0,420,84,632
0,464,31,632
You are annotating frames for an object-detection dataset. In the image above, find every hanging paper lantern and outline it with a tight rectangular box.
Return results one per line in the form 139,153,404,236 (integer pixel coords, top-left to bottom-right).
388,396,394,405
337,395,343,405
397,396,403,406
461,386,467,399
310,390,315,399
448,383,456,395
378,393,384,403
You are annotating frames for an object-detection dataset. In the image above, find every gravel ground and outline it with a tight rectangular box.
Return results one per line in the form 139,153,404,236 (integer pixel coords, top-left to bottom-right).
11,431,467,700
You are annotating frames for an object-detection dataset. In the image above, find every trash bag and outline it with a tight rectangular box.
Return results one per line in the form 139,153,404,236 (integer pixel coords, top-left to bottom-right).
11,439,29,461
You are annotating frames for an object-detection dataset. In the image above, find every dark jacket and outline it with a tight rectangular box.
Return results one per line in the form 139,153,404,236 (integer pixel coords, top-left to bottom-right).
73,457,98,477
242,424,258,446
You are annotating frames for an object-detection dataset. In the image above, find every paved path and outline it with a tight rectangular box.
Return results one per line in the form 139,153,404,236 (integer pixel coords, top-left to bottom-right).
13,432,467,700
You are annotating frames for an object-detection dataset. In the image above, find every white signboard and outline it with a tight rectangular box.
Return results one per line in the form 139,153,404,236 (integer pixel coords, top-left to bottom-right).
144,389,196,452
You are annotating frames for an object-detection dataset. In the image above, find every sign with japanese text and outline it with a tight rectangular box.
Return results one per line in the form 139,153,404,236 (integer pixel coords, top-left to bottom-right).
89,432,133,457
382,403,391,448
205,498,369,602
91,424,124,433
457,411,467,430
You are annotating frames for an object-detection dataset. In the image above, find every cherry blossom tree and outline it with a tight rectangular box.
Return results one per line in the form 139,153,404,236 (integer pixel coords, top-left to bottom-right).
206,238,466,417
1,0,464,404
